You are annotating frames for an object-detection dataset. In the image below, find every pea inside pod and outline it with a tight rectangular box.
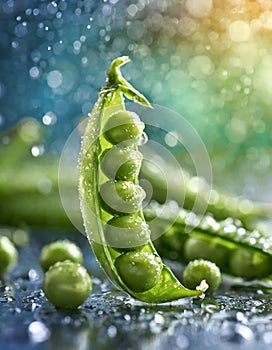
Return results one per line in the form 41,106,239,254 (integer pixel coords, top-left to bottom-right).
100,180,146,216
105,215,150,251
115,252,162,292
229,248,272,279
103,110,144,145
183,236,229,268
145,201,272,281
100,146,143,181
79,56,205,302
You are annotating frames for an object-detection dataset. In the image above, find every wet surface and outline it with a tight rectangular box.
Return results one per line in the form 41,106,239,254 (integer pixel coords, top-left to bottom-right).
1,229,272,350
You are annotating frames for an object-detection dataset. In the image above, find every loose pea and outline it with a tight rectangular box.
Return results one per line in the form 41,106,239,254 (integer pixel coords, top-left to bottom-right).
115,252,162,292
43,261,92,309
100,180,146,215
183,259,221,292
100,146,143,181
105,214,150,251
103,110,144,145
229,248,272,279
0,236,18,275
183,236,229,269
40,240,83,272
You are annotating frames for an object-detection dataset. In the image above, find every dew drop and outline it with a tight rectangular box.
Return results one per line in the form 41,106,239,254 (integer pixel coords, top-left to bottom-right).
138,132,148,146
124,314,131,321
28,269,39,282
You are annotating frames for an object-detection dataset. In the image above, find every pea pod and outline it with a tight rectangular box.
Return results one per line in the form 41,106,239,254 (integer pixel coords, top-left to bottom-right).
140,161,272,230
1,118,271,229
78,57,205,302
145,201,272,280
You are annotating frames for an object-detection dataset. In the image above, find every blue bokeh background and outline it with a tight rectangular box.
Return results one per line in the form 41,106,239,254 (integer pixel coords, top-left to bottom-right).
1,0,271,200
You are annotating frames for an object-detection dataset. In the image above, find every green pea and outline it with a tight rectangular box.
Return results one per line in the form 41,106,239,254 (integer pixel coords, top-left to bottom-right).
100,180,146,215
43,261,92,309
105,214,150,251
40,240,83,272
103,110,144,145
183,259,221,292
0,236,18,275
115,252,162,292
229,248,272,279
100,146,143,181
183,236,229,269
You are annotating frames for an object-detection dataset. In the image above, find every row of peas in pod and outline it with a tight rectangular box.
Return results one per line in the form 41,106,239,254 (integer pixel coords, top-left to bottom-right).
100,110,164,293
147,202,272,281
99,109,221,294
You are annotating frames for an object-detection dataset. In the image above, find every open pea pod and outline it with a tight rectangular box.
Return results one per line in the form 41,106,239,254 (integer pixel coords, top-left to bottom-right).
79,56,205,303
145,201,272,281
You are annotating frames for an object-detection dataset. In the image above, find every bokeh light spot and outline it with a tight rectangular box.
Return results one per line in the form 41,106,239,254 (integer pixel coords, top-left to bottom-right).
46,70,63,88
165,131,179,147
188,55,215,78
29,67,40,80
185,0,213,18
42,111,57,126
229,21,250,42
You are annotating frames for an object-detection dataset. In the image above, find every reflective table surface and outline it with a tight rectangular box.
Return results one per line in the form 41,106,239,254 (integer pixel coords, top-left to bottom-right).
1,229,272,350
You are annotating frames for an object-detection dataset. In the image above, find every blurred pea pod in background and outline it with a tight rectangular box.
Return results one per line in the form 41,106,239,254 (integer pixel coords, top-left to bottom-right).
0,118,271,231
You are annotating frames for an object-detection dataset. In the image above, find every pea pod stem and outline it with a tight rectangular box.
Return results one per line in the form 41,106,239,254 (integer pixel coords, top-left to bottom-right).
79,57,204,302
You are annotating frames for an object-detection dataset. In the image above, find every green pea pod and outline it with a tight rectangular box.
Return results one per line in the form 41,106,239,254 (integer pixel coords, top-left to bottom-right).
79,57,205,303
145,201,272,280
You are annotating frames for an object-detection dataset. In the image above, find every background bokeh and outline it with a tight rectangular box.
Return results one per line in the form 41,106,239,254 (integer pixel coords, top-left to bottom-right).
0,0,271,202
